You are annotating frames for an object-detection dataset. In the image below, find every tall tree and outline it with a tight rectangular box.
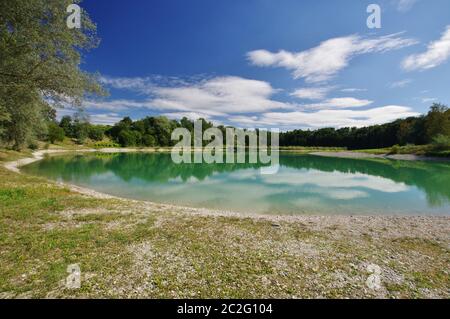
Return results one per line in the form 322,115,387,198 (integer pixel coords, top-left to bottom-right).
0,0,104,149
424,104,450,142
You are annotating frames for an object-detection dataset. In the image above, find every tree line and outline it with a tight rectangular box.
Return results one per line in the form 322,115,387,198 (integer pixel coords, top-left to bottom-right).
280,104,450,149
46,103,449,150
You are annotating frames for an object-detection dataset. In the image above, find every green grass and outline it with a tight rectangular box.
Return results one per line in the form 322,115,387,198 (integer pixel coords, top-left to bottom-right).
279,146,346,153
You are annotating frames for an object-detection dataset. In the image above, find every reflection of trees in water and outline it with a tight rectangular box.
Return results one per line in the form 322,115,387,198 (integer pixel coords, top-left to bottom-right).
25,153,450,207
105,153,265,182
280,155,450,207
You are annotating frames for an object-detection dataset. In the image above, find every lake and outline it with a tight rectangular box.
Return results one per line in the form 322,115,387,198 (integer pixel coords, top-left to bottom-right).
21,153,450,215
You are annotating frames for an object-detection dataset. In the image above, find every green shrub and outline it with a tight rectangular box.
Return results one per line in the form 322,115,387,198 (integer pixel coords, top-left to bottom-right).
28,141,39,150
432,134,450,151
389,145,400,154
93,141,121,149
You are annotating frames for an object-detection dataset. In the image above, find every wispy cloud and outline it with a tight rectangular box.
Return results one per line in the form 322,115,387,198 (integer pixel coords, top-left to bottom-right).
394,0,419,12
302,97,373,109
389,79,413,88
340,88,367,93
247,33,417,82
421,97,437,104
89,113,124,125
99,74,210,93
290,87,333,100
402,25,450,71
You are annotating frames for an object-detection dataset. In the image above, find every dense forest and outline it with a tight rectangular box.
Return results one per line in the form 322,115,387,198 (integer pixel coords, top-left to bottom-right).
47,103,450,150
280,104,450,149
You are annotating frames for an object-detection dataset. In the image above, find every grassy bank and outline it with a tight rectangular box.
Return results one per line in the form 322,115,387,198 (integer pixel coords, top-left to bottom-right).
355,144,450,158
0,149,449,299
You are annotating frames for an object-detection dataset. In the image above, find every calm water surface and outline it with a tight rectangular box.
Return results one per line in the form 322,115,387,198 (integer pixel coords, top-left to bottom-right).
22,153,450,215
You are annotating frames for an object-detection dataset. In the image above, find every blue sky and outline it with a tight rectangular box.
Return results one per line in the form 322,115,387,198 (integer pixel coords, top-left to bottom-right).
66,0,450,129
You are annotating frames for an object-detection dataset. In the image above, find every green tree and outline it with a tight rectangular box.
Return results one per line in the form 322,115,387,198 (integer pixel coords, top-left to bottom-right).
0,88,48,148
72,112,90,144
88,125,104,141
180,117,194,131
0,0,104,149
59,116,74,137
424,104,449,142
150,116,177,146
142,134,157,147
47,122,65,143
118,130,138,147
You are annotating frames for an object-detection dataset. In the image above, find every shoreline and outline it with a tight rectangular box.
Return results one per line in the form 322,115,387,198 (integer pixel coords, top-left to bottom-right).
311,151,450,162
3,149,450,224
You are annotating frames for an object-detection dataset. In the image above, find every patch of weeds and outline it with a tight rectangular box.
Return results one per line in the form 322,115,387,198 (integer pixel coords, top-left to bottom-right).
0,189,26,201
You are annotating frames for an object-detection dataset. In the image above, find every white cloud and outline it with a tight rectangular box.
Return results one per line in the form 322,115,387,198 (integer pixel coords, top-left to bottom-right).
247,33,417,82
229,105,419,129
389,79,412,88
56,107,122,125
88,76,293,116
100,76,150,91
421,97,437,104
302,97,373,109
290,87,333,100
340,88,367,93
402,26,450,71
161,111,213,120
394,0,419,12
90,113,123,125
150,76,292,115
83,99,150,111
99,75,203,93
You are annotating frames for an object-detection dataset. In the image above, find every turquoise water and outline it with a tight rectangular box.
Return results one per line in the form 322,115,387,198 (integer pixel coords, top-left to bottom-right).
21,153,450,215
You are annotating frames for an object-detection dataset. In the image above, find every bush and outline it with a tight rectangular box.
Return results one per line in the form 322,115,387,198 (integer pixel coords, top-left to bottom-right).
389,145,400,154
28,141,39,150
93,141,121,148
432,134,450,151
